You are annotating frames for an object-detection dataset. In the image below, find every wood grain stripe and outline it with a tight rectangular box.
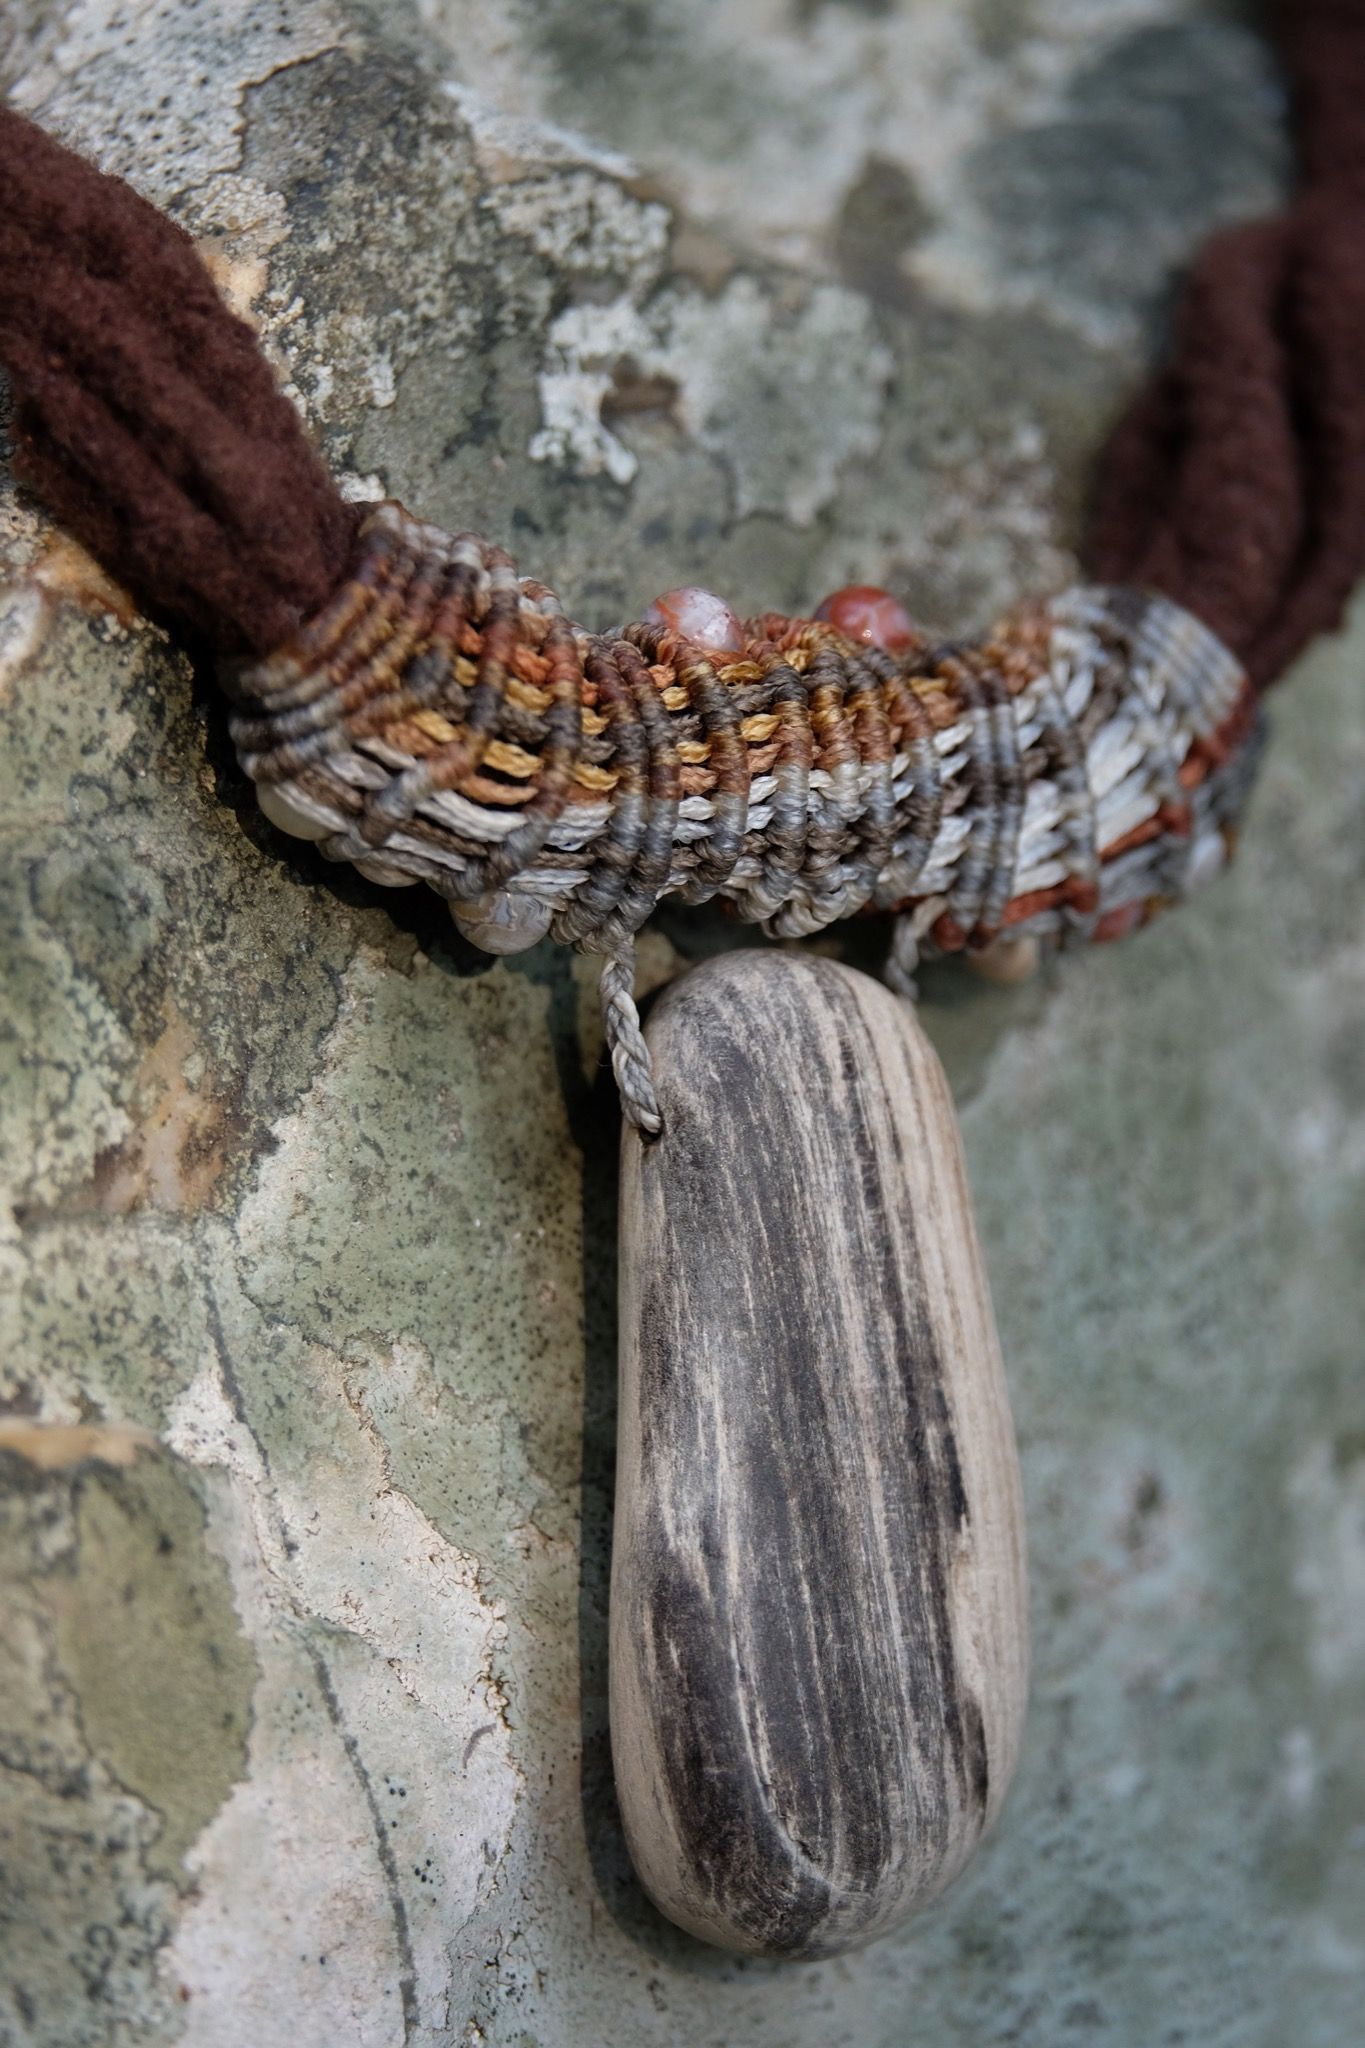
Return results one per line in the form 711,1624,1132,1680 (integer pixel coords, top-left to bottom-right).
612,952,1028,1957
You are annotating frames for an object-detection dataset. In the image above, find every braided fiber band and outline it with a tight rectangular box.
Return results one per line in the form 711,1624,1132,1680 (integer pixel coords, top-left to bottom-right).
230,503,1264,1131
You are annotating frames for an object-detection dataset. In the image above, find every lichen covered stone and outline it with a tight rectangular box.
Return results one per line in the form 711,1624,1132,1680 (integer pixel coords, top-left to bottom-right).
1,4,1359,2046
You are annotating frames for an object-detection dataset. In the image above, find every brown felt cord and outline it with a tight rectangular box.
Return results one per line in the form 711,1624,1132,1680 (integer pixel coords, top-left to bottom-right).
0,106,354,655
0,1,1362,683
1088,0,1365,689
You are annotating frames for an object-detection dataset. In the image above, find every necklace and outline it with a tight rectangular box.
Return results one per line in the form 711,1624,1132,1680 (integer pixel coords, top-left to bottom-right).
1,0,1361,1966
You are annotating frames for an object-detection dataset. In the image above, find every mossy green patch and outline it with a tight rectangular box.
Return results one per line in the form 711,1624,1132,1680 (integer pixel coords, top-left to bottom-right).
49,1455,259,1882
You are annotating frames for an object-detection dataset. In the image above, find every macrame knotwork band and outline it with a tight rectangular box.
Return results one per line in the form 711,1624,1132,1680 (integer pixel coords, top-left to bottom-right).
229,503,1263,1131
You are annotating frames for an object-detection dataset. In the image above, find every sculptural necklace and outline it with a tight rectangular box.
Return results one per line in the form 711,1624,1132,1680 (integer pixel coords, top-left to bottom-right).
2,0,1363,1961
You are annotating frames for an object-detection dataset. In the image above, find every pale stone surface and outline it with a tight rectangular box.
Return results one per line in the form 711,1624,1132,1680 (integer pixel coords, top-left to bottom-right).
1,2,1360,2044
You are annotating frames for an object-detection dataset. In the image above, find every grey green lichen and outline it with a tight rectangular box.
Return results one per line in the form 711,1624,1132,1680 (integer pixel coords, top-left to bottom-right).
48,1451,259,1879
0,1436,248,2044
1,1,1361,2044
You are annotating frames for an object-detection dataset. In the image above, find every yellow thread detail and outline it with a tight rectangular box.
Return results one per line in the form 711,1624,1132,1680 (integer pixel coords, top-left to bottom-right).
411,709,461,744
484,739,540,779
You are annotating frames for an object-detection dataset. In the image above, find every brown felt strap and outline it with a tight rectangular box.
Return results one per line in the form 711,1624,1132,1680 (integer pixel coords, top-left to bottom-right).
1088,0,1365,689
0,106,354,654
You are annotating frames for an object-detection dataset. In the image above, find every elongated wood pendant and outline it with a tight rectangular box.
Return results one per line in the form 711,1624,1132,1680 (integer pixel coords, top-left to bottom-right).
612,952,1029,1958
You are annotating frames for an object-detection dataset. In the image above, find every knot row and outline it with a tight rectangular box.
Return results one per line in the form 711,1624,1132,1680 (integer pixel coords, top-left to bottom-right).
231,503,1264,1125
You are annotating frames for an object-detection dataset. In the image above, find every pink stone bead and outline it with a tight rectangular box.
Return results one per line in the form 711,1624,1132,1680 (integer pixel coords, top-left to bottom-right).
642,586,745,655
815,584,918,654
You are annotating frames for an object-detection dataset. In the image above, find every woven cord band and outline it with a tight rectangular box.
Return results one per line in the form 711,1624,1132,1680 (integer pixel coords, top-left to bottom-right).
228,502,1262,1126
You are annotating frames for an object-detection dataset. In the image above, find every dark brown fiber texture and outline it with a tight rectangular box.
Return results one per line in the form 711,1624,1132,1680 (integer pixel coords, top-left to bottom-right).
1088,0,1365,689
0,2,1362,682
0,106,354,654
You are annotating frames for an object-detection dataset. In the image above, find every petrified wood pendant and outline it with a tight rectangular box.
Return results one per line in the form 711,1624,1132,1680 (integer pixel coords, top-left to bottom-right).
612,952,1029,1958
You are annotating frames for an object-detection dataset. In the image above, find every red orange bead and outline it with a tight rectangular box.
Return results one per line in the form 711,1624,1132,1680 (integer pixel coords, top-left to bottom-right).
642,586,744,655
815,584,918,654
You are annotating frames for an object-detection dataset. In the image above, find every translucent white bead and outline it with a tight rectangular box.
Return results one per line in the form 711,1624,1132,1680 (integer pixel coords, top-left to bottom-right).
257,782,336,841
1185,832,1227,892
641,586,744,655
451,890,553,954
